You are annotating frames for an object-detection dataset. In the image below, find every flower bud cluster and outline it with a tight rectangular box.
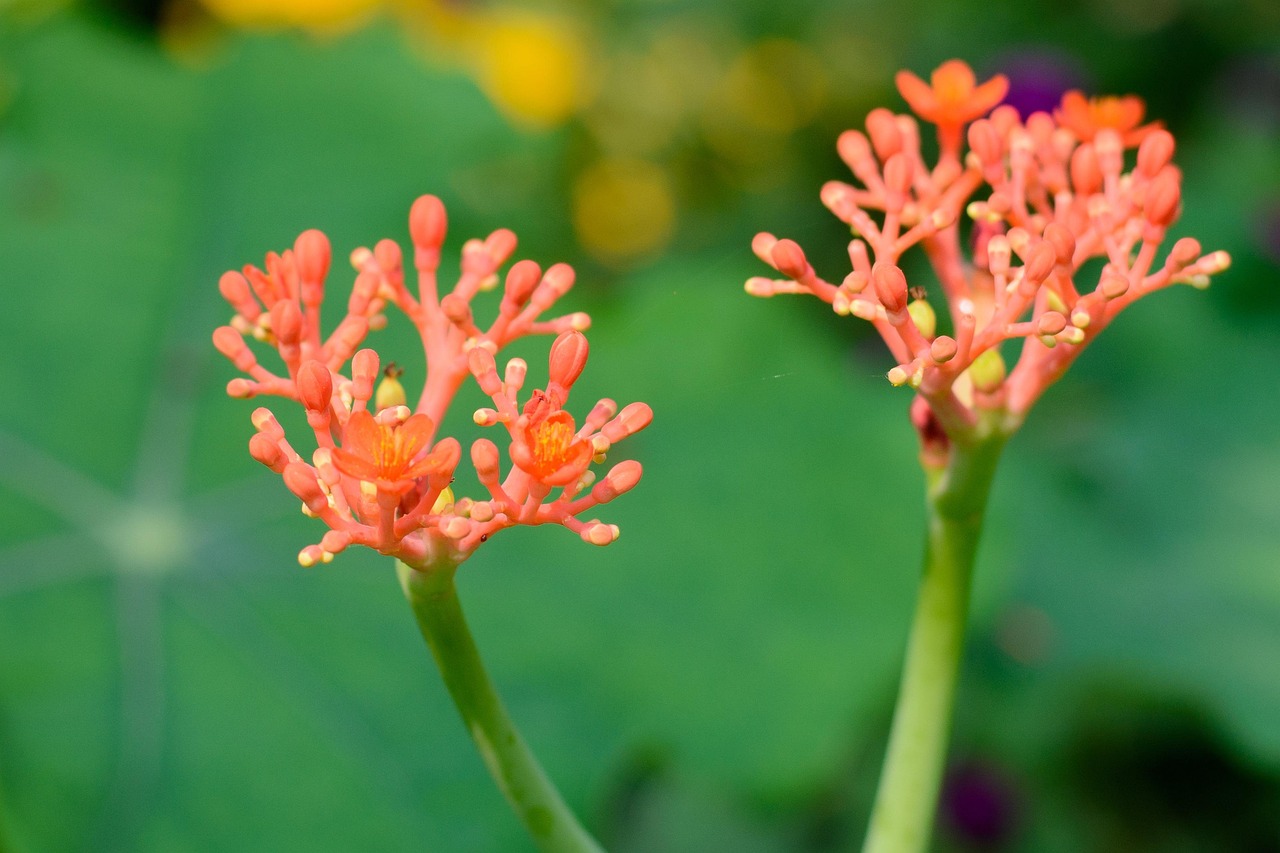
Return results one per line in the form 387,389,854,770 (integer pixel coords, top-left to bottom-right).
463,331,653,550
215,196,650,569
748,61,1229,445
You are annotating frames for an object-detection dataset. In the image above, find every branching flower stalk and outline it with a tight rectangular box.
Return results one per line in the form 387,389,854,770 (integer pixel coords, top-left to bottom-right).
214,195,652,852
748,60,1229,853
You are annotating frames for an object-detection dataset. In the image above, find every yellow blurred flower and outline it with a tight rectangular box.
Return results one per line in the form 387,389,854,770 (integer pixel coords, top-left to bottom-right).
695,38,827,190
470,10,591,129
186,0,591,129
572,158,674,265
581,25,725,157
728,39,827,133
198,0,382,29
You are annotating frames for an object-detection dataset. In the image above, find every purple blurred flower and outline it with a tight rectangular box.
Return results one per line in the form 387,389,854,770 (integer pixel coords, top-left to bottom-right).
990,49,1085,117
940,760,1020,848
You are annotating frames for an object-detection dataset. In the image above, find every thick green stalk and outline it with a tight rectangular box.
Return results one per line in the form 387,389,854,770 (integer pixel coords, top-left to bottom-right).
397,561,605,853
862,429,1008,853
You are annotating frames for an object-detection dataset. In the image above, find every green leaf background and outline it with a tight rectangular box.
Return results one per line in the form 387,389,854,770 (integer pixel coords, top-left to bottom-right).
2,5,1279,851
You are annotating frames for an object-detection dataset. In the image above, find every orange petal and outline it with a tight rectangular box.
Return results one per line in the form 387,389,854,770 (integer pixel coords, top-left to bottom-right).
406,436,459,479
895,69,940,121
932,59,976,91
931,59,977,105
541,409,578,434
1056,90,1087,116
1122,119,1164,147
1113,95,1146,130
374,476,417,496
395,413,436,463
331,446,382,481
340,410,381,457
1054,91,1093,139
967,74,1009,119
540,439,594,486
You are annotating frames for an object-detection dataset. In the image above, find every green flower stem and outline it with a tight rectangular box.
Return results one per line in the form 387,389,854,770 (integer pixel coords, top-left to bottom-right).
396,561,605,853
863,426,1008,853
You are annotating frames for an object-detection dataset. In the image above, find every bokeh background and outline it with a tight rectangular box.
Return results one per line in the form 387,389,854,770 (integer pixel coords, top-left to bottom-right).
2,0,1280,850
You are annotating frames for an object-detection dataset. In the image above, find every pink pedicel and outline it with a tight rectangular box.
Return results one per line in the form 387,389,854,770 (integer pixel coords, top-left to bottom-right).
214,196,652,569
748,60,1229,455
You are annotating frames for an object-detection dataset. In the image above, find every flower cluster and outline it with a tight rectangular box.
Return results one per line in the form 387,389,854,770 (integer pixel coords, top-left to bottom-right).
213,195,652,570
748,59,1229,455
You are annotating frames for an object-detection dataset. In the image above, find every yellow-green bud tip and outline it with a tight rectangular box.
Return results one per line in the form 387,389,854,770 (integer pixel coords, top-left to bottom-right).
431,486,455,514
967,348,1007,393
1060,327,1085,345
374,364,407,412
907,299,937,339
1045,289,1068,314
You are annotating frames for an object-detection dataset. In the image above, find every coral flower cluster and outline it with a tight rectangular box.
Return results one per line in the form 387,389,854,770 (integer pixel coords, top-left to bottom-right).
748,60,1229,454
213,195,652,569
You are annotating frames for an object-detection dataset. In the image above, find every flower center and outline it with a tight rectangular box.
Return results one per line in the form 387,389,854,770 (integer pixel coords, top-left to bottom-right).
377,426,409,476
531,415,576,469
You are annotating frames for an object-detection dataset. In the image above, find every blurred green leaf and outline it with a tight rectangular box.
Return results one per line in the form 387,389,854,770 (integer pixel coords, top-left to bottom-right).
2,5,1280,853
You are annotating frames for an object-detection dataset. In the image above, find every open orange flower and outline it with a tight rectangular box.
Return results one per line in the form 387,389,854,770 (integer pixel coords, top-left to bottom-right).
895,59,1007,151
332,410,450,494
1054,90,1162,146
510,404,594,487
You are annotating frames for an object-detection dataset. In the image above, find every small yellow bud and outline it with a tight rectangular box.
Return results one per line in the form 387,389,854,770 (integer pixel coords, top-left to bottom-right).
349,247,374,269
967,348,1007,393
1045,289,1068,314
375,364,407,412
432,486,455,514
1059,327,1086,345
907,299,937,339
849,300,879,321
